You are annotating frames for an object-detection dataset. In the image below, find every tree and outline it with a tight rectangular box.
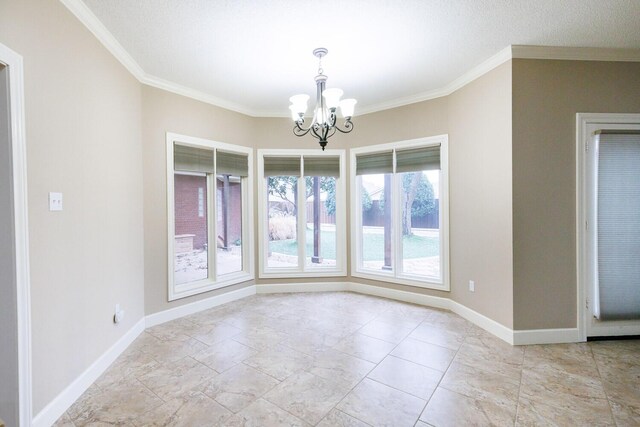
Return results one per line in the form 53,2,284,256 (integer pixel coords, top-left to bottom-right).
267,176,297,215
402,172,435,235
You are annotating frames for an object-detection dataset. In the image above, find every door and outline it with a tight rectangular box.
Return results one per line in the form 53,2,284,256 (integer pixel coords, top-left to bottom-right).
584,122,640,337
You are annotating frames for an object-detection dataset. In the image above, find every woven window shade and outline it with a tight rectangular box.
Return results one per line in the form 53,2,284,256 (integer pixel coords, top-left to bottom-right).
355,151,393,175
217,150,248,177
303,156,340,177
396,145,441,173
263,156,301,177
174,144,214,173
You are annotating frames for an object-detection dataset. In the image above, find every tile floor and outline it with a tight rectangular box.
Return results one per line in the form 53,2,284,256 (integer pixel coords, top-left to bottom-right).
54,292,640,426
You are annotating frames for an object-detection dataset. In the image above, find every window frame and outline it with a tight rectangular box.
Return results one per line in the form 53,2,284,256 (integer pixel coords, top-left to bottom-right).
257,149,347,278
350,136,450,291
166,133,254,301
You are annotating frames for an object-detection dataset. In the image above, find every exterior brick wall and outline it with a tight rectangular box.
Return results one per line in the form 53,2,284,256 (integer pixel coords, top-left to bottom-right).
174,174,208,249
216,178,242,247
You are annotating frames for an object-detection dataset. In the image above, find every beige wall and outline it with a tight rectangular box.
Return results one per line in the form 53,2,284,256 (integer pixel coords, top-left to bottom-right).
0,0,145,414
512,59,640,330
448,61,513,328
141,85,256,315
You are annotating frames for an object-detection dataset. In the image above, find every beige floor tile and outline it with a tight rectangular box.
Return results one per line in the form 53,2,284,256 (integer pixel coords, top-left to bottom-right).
130,331,208,363
357,319,414,344
520,363,607,402
146,318,199,341
201,363,280,413
132,391,233,426
439,362,519,414
524,343,600,378
454,334,524,380
307,348,376,387
232,326,289,351
373,311,426,330
590,340,640,365
316,409,369,427
95,349,160,389
225,398,310,426
421,387,515,427
264,371,352,424
279,328,343,355
391,338,456,372
67,379,163,426
243,344,314,381
516,395,615,426
192,338,257,373
608,397,640,426
52,412,75,427
137,356,216,400
368,355,442,399
409,323,466,350
336,378,426,427
188,321,243,345
332,333,396,363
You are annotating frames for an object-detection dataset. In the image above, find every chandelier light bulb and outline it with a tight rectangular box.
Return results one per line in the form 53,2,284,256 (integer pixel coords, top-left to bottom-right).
289,94,310,116
339,98,357,118
322,88,343,110
289,105,302,121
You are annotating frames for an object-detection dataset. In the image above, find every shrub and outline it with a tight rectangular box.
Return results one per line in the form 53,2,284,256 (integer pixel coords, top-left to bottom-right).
269,214,296,240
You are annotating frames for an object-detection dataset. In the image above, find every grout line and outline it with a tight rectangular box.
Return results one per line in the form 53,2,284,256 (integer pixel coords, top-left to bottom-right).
589,344,619,426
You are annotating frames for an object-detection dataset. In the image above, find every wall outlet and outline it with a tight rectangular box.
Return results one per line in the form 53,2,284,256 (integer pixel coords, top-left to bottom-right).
469,280,475,292
114,304,125,324
49,192,63,211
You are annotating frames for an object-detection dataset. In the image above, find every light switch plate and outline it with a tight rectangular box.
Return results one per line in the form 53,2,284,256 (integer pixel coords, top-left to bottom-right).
49,192,63,211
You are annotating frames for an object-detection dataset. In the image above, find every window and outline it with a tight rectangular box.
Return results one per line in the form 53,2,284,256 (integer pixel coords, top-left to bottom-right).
350,136,449,290
258,150,346,278
167,133,253,301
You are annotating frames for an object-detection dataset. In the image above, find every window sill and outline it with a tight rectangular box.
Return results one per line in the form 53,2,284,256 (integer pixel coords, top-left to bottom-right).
259,268,347,279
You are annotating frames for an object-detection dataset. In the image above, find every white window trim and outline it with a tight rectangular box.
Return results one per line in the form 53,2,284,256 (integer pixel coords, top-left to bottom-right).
257,149,347,278
350,135,450,291
166,133,254,301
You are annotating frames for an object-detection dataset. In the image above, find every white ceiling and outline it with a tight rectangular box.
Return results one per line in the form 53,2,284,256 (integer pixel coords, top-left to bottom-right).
79,0,640,117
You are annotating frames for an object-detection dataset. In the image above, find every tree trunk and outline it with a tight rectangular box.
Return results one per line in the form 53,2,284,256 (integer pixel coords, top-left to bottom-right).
403,173,421,236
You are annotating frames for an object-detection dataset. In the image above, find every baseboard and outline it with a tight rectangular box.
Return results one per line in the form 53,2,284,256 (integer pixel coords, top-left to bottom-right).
256,282,349,294
32,318,145,427
449,300,514,345
347,282,451,311
145,285,257,328
512,327,581,345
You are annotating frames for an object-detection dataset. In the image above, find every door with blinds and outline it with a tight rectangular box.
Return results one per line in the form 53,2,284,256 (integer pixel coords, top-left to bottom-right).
585,124,640,337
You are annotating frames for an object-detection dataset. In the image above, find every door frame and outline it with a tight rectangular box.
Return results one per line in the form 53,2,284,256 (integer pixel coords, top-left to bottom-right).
577,113,640,340
0,42,32,426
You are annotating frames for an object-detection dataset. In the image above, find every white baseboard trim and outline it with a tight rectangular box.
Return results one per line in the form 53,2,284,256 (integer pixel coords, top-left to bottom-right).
32,318,145,427
256,282,349,294
512,328,582,345
145,285,257,328
450,301,514,345
347,282,451,311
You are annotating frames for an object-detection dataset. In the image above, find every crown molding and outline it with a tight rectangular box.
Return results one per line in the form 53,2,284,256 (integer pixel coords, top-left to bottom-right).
60,0,640,118
357,45,513,115
511,45,640,62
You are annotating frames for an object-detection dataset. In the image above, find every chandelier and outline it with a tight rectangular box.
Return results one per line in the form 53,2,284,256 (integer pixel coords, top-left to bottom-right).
289,48,357,150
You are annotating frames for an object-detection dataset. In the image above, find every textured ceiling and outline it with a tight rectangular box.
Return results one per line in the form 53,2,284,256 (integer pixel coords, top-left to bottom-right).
81,0,640,116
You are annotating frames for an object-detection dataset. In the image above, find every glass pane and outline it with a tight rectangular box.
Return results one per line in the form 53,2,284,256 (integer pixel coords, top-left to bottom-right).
305,176,337,267
216,175,243,275
359,173,393,272
174,173,208,285
267,176,298,268
400,170,440,279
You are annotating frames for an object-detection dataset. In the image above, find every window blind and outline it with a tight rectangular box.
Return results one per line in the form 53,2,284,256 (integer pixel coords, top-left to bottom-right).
263,156,301,177
596,131,640,320
217,150,249,177
174,144,214,173
355,151,393,175
396,145,441,173
303,156,340,177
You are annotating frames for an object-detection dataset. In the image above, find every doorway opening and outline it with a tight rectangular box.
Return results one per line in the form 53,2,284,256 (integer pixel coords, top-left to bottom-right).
577,113,640,340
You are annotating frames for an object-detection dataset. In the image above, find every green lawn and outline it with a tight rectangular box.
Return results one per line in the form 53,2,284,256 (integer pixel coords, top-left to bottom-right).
269,228,439,260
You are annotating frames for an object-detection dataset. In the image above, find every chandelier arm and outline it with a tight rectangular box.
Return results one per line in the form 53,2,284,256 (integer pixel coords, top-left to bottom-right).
333,119,355,134
310,124,323,141
292,120,314,137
